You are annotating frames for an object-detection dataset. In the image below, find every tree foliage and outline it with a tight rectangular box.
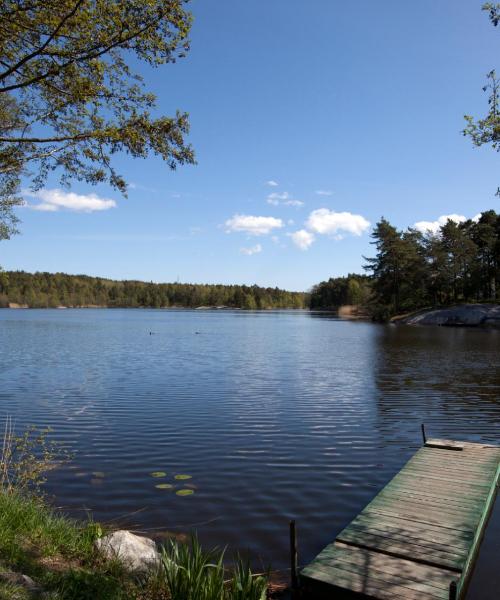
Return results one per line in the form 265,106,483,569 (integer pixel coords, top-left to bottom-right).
0,271,308,309
364,210,500,319
0,0,195,234
309,274,371,310
464,4,500,193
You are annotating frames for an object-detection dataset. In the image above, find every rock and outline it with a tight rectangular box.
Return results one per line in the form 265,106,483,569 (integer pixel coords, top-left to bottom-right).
397,304,500,328
95,530,160,571
0,572,42,593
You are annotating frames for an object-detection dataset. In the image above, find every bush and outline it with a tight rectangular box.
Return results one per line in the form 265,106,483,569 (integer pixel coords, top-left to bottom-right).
1,418,72,495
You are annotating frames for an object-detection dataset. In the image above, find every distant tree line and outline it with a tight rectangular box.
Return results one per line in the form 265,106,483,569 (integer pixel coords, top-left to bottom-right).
0,271,308,310
309,274,371,310
3,210,499,317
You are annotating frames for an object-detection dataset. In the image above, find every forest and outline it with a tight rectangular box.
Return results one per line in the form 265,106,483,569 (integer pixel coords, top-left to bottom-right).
311,209,500,319
309,274,371,310
0,271,307,310
2,210,499,316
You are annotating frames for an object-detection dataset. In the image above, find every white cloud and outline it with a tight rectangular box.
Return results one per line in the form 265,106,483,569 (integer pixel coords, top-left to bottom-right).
413,213,467,235
306,208,370,237
225,214,283,236
266,180,279,187
289,229,315,250
266,191,304,207
240,244,262,255
315,190,333,196
30,202,58,212
25,188,116,213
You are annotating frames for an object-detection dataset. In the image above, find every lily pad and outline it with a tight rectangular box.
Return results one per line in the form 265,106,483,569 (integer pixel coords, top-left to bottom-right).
174,474,192,480
150,471,167,478
155,483,174,490
176,489,194,496
92,471,105,478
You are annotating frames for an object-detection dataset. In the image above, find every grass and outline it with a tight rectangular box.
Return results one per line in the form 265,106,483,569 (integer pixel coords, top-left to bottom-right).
0,491,167,599
0,491,273,599
160,536,268,600
0,422,274,598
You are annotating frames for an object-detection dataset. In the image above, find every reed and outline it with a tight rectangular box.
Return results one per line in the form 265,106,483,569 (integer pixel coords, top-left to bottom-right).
160,536,268,600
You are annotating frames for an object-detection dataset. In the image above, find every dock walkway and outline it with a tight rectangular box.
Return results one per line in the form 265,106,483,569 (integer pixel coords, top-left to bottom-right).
301,439,500,599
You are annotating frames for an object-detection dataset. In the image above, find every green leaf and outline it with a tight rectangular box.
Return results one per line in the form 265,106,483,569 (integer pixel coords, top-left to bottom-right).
150,471,167,478
176,489,194,496
174,474,192,480
155,483,173,490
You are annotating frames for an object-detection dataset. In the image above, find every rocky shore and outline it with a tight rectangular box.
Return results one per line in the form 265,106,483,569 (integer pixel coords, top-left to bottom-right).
393,304,500,328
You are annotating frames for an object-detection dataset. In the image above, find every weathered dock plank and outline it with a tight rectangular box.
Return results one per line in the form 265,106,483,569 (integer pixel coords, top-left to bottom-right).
301,438,500,599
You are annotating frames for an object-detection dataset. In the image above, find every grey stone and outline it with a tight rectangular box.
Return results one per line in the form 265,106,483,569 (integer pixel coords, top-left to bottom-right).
95,530,160,571
0,571,42,592
397,304,500,328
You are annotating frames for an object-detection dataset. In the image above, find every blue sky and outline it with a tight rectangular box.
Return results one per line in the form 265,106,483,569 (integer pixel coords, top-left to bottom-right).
3,0,500,291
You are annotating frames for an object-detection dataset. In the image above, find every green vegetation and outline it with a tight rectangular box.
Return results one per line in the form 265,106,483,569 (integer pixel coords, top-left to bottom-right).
0,420,72,496
0,271,308,309
464,4,500,194
364,210,500,319
0,493,271,599
0,491,148,600
0,424,272,599
0,0,195,241
311,210,500,321
161,537,267,600
309,274,371,310
366,210,500,318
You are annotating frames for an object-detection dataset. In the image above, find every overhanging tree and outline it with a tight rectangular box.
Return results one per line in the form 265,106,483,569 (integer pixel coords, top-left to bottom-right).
0,0,195,238
464,3,500,194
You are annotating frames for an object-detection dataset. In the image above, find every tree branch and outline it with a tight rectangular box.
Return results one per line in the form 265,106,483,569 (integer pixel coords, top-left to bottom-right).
0,13,167,95
0,0,85,82
0,132,96,143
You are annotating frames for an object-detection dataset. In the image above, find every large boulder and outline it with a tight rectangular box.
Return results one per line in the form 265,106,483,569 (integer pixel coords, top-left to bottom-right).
95,530,160,571
399,304,500,328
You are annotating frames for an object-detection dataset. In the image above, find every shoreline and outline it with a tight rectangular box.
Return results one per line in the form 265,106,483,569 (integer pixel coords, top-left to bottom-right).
392,303,500,328
3,304,308,311
0,490,288,598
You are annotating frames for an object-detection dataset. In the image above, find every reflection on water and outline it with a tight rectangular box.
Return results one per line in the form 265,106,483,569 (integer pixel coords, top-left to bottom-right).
0,309,498,597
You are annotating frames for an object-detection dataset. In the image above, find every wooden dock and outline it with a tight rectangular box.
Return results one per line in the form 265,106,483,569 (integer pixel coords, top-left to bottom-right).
301,438,500,599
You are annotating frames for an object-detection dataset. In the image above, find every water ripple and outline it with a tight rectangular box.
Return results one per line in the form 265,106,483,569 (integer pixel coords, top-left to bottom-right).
0,309,498,594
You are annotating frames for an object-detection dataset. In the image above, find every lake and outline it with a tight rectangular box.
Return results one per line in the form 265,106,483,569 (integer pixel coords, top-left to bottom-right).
0,309,499,598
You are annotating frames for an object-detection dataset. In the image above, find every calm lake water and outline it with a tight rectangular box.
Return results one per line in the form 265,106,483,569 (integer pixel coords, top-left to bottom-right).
0,309,499,597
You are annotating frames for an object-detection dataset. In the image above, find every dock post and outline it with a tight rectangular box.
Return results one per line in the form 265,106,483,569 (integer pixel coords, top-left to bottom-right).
290,519,299,597
421,423,427,445
449,580,457,600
